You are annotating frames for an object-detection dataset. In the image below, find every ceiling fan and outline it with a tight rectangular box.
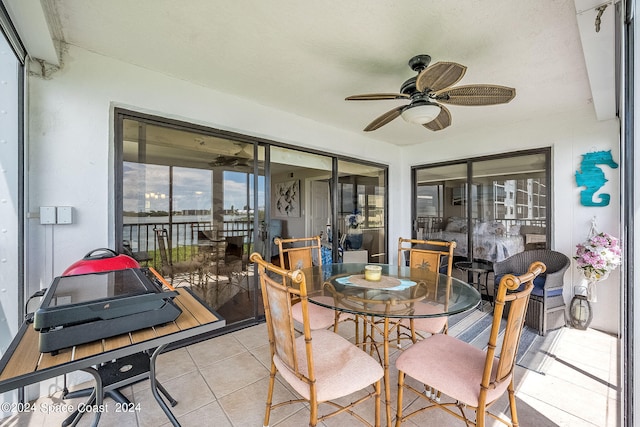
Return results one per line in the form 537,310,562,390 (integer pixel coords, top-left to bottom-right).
208,156,250,168
208,143,253,168
345,54,516,132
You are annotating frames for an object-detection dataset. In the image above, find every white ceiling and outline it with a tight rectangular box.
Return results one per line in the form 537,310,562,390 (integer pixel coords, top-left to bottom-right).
11,0,616,146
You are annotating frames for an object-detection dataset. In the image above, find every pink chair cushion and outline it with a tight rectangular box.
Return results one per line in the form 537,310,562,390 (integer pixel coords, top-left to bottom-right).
274,329,383,402
291,296,337,330
398,302,447,334
291,296,355,330
395,334,510,407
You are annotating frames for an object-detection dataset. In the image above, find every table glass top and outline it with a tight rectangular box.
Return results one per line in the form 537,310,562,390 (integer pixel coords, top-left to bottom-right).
299,263,481,318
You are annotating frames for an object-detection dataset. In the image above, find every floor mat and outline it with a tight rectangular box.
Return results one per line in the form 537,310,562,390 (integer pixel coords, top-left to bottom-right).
448,307,563,374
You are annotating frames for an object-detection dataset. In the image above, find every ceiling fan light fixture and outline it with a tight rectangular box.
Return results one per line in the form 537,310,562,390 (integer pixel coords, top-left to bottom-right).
401,103,441,125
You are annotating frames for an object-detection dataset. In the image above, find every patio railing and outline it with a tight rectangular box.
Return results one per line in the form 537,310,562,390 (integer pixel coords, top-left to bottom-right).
123,220,254,269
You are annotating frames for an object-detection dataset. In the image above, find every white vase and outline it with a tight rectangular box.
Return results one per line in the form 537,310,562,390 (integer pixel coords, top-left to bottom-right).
586,280,598,303
581,271,609,303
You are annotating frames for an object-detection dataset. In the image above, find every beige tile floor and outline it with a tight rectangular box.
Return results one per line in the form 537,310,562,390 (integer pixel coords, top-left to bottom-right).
0,322,619,427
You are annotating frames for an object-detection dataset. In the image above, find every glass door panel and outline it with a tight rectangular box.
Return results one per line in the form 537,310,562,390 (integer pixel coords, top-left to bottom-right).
471,154,548,262
414,163,468,257
337,160,387,263
267,146,334,262
413,151,549,264
119,117,259,326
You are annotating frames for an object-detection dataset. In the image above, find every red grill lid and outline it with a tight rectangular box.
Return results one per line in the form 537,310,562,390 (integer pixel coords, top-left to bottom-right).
62,248,140,276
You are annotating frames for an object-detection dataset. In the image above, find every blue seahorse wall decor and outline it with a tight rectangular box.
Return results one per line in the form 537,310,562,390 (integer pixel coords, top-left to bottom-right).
575,150,619,207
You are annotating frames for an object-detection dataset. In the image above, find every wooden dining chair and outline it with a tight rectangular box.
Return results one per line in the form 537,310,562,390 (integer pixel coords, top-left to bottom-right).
250,253,383,427
275,236,353,332
394,261,546,427
396,237,456,343
154,227,204,285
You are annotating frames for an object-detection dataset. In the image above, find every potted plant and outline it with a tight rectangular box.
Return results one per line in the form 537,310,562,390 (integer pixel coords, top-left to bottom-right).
574,224,621,302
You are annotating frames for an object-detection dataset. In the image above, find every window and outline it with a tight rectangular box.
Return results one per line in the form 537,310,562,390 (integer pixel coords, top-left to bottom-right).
412,149,550,264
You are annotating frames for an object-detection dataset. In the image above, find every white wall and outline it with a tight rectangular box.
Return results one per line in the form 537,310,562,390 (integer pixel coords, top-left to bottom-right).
400,107,621,334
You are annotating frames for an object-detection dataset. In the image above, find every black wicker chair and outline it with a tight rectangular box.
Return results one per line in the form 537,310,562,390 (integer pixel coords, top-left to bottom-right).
493,249,570,335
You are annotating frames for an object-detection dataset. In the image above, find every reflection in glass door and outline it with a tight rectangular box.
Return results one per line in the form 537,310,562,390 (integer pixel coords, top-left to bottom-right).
470,154,548,263
117,114,262,327
413,150,550,264
414,163,468,257
337,160,387,263
267,146,333,261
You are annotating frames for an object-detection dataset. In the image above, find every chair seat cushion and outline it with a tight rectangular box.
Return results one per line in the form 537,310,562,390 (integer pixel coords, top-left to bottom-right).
274,329,383,402
397,302,447,335
494,274,561,297
395,334,510,407
291,296,338,330
292,297,355,330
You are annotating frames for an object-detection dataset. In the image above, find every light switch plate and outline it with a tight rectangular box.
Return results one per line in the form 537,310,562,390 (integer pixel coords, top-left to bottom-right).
57,206,73,224
39,207,56,224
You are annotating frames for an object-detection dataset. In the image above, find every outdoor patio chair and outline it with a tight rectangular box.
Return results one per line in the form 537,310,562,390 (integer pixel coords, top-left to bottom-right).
275,236,354,332
250,252,383,427
154,227,204,285
221,235,249,296
493,249,570,335
394,261,546,427
396,237,456,342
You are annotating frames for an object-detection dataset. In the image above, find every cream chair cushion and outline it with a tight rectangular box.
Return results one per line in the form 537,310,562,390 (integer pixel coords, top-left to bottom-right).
291,296,337,330
395,334,509,407
274,329,383,403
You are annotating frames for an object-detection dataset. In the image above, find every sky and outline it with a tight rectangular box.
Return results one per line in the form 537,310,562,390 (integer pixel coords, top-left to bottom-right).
123,162,265,213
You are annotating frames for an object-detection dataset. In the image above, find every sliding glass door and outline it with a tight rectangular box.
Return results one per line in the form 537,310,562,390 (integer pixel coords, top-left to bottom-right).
116,113,263,327
413,149,550,265
115,109,388,334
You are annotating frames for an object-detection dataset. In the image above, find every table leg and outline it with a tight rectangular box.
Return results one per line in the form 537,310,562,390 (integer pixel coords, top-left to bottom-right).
149,345,181,426
67,367,103,427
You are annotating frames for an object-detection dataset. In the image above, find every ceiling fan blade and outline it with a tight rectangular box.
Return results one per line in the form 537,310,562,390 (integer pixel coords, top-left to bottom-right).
346,93,409,101
363,105,405,131
416,62,467,93
435,84,516,106
423,105,451,131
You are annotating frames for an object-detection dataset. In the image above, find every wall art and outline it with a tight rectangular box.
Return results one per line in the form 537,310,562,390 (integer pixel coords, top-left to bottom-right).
575,150,618,207
274,180,300,217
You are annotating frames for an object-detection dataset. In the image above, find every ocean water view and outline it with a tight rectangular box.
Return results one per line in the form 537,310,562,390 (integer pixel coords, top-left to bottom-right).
123,214,254,252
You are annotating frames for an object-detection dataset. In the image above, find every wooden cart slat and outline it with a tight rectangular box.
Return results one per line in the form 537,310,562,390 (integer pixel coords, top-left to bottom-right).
0,327,39,381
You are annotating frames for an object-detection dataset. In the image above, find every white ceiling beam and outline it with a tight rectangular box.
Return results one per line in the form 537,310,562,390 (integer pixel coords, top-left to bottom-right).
2,0,59,65
574,0,617,120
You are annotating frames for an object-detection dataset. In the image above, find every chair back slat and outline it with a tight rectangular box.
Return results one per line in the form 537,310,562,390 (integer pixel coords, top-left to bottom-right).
263,275,297,370
251,252,311,379
275,236,322,270
398,238,456,275
486,261,546,388
155,228,171,264
287,247,315,270
496,293,529,380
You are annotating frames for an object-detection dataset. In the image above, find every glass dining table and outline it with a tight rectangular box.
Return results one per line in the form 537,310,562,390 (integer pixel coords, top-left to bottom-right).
299,263,481,427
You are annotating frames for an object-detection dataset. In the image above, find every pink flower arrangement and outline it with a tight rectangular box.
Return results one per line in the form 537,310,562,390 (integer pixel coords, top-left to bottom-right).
574,232,621,281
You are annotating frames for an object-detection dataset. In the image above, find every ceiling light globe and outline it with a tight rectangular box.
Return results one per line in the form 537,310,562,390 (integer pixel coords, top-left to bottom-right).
401,103,441,124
